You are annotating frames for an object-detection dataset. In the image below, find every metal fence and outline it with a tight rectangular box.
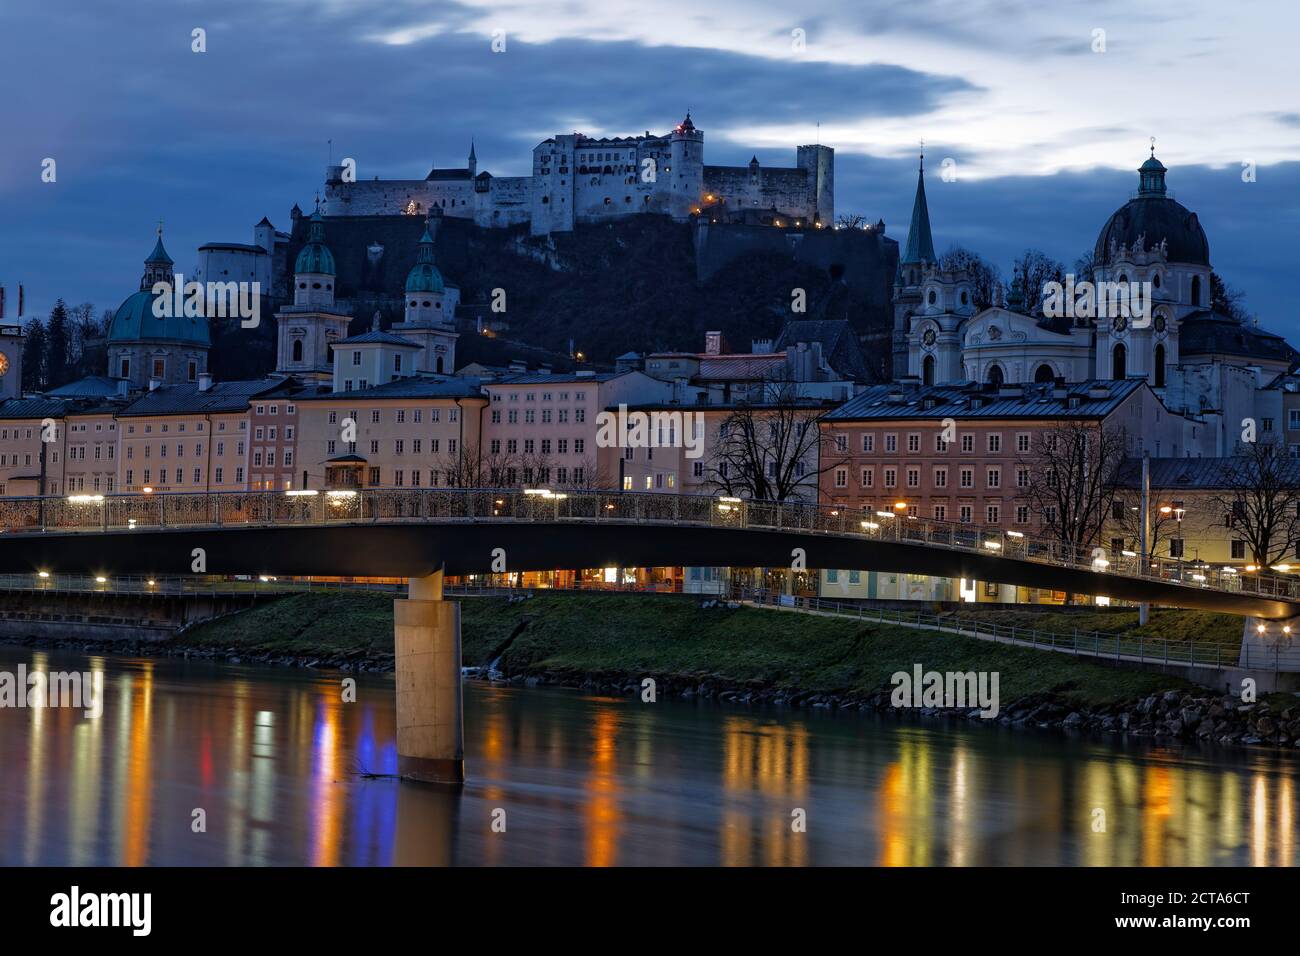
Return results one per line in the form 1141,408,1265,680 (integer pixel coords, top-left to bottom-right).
744,589,1300,671
1,487,1296,603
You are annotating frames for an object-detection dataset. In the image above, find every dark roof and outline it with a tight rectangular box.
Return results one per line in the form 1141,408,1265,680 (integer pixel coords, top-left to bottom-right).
1178,312,1297,363
118,378,289,417
775,318,871,383
825,378,1145,422
425,167,472,181
337,329,421,348
1116,456,1300,490
197,242,267,253
1095,197,1210,266
0,398,73,420
326,454,367,463
45,376,127,398
492,372,619,385
615,398,841,413
299,377,487,401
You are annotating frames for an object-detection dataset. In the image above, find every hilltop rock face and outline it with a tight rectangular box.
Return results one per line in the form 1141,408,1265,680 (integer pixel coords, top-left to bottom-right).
281,214,897,375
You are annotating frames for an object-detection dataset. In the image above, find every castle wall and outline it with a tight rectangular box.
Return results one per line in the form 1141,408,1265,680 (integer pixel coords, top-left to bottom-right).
703,166,811,221
325,130,835,237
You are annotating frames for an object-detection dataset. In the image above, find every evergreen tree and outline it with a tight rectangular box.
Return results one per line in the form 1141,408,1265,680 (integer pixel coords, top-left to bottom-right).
21,317,48,392
45,299,71,389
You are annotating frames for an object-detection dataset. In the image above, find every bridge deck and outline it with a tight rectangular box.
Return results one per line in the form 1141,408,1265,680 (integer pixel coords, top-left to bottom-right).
0,489,1295,618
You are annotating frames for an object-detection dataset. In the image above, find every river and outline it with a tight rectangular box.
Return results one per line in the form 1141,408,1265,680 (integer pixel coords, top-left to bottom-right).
0,645,1297,866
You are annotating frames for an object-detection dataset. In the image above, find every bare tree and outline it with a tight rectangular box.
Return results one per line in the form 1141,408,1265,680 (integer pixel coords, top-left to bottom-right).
1012,249,1066,317
835,213,867,229
561,453,611,491
1019,420,1129,563
1204,439,1300,567
940,246,1003,310
703,394,845,502
1109,492,1184,561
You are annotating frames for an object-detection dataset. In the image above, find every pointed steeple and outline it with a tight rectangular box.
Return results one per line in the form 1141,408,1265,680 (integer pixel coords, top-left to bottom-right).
901,153,936,266
141,222,174,290
468,140,477,177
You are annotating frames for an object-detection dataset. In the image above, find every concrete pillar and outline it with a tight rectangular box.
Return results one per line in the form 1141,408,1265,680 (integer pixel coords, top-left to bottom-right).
394,569,464,784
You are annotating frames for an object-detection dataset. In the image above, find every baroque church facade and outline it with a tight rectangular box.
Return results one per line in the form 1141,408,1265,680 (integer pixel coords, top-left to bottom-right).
893,150,1296,453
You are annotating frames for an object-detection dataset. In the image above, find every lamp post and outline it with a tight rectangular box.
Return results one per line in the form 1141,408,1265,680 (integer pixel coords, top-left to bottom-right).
1139,453,1150,625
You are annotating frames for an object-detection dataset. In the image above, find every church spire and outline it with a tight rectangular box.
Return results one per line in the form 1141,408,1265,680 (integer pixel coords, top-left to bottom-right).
468,140,477,177
901,151,936,266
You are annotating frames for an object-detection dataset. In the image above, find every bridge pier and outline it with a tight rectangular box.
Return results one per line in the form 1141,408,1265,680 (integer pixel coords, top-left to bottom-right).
394,569,464,785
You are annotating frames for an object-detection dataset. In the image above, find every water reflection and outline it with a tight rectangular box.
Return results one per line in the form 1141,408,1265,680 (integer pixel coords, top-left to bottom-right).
0,644,1299,866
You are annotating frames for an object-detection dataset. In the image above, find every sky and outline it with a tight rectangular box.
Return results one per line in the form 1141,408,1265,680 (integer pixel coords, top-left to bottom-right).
1,0,1298,334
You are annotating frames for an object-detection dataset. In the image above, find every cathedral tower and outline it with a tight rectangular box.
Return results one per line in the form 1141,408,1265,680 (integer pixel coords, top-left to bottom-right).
275,203,351,383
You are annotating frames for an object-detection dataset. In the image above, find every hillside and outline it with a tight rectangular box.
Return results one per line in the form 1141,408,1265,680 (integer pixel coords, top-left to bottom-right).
278,213,897,375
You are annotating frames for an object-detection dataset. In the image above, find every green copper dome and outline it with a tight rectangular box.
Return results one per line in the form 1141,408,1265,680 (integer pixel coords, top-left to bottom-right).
404,226,445,293
294,208,336,276
107,290,211,346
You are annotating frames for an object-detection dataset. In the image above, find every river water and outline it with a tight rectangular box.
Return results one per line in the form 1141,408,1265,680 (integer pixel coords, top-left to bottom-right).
0,645,1297,866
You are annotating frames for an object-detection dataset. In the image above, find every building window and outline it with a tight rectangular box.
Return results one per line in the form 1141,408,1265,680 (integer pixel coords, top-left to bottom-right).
1231,540,1246,560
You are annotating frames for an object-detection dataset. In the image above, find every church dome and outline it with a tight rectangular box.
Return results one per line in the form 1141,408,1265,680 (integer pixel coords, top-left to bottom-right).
107,290,211,346
294,207,336,275
405,225,444,293
1094,152,1210,267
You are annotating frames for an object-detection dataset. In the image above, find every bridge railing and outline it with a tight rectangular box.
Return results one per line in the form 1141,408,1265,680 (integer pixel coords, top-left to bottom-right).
3,488,1298,604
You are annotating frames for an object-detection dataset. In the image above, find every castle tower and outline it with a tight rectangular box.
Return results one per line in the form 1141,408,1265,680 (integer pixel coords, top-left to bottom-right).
892,154,936,380
796,144,835,226
669,112,705,221
275,203,351,383
467,141,477,178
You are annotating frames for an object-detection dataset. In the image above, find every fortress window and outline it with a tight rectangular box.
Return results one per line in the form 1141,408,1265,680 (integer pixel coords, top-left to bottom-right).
312,282,321,289
422,301,431,308
542,196,549,204
298,282,306,289
604,197,612,205
410,300,417,307
1153,273,1161,288
928,290,937,305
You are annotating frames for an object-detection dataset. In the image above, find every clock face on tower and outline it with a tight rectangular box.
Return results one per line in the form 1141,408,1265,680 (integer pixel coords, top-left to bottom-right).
922,328,936,346
0,353,10,376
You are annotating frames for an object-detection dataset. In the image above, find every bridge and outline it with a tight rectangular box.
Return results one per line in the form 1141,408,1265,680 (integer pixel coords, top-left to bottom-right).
1,487,1297,783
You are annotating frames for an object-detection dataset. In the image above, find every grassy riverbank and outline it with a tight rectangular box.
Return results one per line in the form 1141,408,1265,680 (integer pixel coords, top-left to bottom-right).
179,591,1201,706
